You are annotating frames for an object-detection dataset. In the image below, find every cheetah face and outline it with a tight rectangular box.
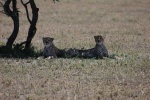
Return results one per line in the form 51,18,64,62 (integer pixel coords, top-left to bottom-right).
94,35,104,45
43,37,54,47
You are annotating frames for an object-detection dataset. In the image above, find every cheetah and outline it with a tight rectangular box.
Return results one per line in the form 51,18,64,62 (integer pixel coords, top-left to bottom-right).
92,35,109,58
42,37,66,58
66,35,108,59
66,48,94,58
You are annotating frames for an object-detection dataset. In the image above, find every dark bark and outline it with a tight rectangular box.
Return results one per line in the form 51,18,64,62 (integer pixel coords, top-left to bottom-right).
4,0,19,49
2,0,58,49
25,0,39,49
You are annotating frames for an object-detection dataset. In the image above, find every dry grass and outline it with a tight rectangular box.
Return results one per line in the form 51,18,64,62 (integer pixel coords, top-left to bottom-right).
0,0,150,100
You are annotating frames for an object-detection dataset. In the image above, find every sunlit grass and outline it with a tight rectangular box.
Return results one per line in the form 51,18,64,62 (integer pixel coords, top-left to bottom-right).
0,0,150,100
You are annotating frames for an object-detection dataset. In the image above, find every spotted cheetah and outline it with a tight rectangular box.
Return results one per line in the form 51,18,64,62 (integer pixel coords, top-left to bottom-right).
42,37,66,58
66,35,108,59
93,35,108,58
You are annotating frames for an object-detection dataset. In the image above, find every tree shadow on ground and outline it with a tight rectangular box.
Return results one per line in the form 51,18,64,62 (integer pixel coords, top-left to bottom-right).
0,44,42,59
0,44,116,59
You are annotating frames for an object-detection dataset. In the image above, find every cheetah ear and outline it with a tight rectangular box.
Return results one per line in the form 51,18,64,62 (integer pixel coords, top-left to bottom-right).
51,38,54,41
94,36,97,40
102,36,105,42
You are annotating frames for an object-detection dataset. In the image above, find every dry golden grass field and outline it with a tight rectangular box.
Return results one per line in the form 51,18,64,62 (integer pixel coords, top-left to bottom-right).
0,0,150,100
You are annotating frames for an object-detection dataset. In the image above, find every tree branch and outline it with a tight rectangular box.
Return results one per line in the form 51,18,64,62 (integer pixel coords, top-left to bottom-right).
5,0,20,49
20,0,31,24
25,0,39,48
3,0,12,17
19,35,34,46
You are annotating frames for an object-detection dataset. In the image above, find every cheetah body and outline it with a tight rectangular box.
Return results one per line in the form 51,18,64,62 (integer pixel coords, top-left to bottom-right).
43,37,66,58
66,35,108,59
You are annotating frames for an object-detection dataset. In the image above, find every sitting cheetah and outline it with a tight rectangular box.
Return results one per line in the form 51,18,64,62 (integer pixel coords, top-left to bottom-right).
42,37,66,58
66,35,108,59
92,35,109,58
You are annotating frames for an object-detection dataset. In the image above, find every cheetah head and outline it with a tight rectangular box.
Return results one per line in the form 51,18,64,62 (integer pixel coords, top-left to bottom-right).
94,35,104,45
43,37,54,47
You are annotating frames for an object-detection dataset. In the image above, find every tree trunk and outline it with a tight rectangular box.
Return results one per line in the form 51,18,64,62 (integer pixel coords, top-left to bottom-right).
25,0,39,49
4,0,19,49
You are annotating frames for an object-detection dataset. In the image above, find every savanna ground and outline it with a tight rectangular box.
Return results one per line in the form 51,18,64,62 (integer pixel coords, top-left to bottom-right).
0,0,150,100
